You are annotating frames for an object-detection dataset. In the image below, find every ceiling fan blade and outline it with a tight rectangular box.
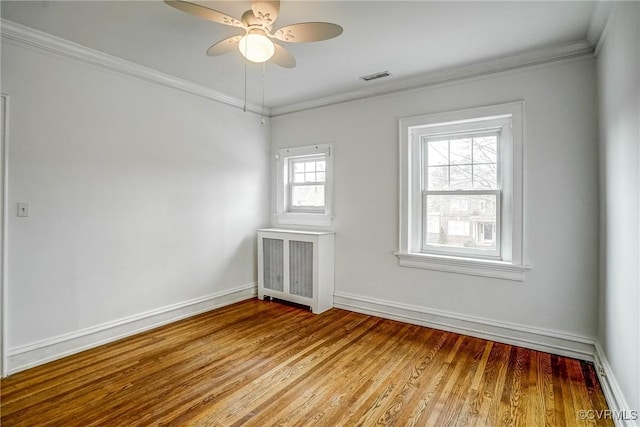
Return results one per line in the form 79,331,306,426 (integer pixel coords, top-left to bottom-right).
271,44,296,68
251,1,280,27
273,22,343,43
206,36,242,56
165,1,244,28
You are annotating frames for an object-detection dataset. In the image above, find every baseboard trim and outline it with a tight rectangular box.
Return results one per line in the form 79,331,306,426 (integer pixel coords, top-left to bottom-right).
593,342,640,427
333,291,596,362
6,283,257,375
335,292,640,424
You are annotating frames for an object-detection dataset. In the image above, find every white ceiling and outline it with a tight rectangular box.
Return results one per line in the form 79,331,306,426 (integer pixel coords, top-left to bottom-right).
1,1,597,109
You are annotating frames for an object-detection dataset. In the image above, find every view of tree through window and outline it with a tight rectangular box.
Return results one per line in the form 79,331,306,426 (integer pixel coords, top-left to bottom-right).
423,133,499,254
426,134,497,190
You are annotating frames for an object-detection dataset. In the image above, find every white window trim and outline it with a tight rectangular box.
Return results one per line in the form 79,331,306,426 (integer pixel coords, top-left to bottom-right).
398,102,530,281
274,144,334,227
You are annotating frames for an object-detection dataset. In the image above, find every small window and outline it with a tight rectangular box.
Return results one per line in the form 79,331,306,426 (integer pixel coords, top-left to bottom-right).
274,144,333,227
288,156,326,212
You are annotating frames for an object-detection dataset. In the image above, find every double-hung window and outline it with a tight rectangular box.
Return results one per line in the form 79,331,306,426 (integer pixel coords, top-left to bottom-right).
422,129,501,259
274,144,333,227
398,102,529,280
288,155,326,212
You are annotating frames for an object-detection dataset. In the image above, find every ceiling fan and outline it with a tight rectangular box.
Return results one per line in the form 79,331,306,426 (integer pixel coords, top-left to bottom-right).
165,0,343,68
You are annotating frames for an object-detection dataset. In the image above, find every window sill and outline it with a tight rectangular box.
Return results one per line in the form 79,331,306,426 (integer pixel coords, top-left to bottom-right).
274,212,334,227
395,252,530,281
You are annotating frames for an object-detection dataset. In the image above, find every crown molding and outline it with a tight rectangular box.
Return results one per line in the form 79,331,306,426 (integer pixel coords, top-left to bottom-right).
270,40,594,117
0,19,269,116
587,1,614,56
1,19,594,120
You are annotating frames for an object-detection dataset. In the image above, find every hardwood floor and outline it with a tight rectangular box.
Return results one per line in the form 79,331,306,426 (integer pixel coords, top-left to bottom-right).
1,298,612,426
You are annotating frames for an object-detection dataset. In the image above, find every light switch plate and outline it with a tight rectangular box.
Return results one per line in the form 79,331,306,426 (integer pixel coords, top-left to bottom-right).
17,202,30,217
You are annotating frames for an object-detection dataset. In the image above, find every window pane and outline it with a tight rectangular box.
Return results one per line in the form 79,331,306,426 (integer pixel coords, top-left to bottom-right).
450,138,472,165
473,136,497,163
427,166,448,190
473,164,497,189
424,194,497,252
450,165,472,190
481,224,493,241
426,216,440,233
291,185,325,208
428,140,449,166
290,160,326,183
293,162,304,173
448,220,470,236
450,198,469,212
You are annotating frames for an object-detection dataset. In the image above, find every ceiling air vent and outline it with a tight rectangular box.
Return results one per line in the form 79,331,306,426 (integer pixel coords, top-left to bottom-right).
359,71,391,82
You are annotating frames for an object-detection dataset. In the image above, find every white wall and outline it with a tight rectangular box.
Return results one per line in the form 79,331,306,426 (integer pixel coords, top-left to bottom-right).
1,38,269,368
597,1,640,416
272,58,599,344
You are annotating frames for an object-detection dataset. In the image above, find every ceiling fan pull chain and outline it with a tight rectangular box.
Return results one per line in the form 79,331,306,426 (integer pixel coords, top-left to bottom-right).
243,58,248,113
261,62,266,123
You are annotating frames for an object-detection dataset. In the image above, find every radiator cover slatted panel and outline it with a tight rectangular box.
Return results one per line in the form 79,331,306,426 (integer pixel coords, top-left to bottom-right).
289,240,313,298
263,238,284,292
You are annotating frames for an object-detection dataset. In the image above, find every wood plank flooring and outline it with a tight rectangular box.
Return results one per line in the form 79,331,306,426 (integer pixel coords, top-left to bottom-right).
1,298,612,426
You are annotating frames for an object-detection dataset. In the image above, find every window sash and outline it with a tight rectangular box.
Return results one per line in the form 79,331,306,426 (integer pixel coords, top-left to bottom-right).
288,183,325,212
289,157,326,184
421,131,500,192
419,128,502,259
287,154,326,213
421,189,501,259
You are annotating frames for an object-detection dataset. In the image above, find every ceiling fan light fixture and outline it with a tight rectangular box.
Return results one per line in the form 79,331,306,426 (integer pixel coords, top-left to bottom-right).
166,0,342,68
239,33,275,63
